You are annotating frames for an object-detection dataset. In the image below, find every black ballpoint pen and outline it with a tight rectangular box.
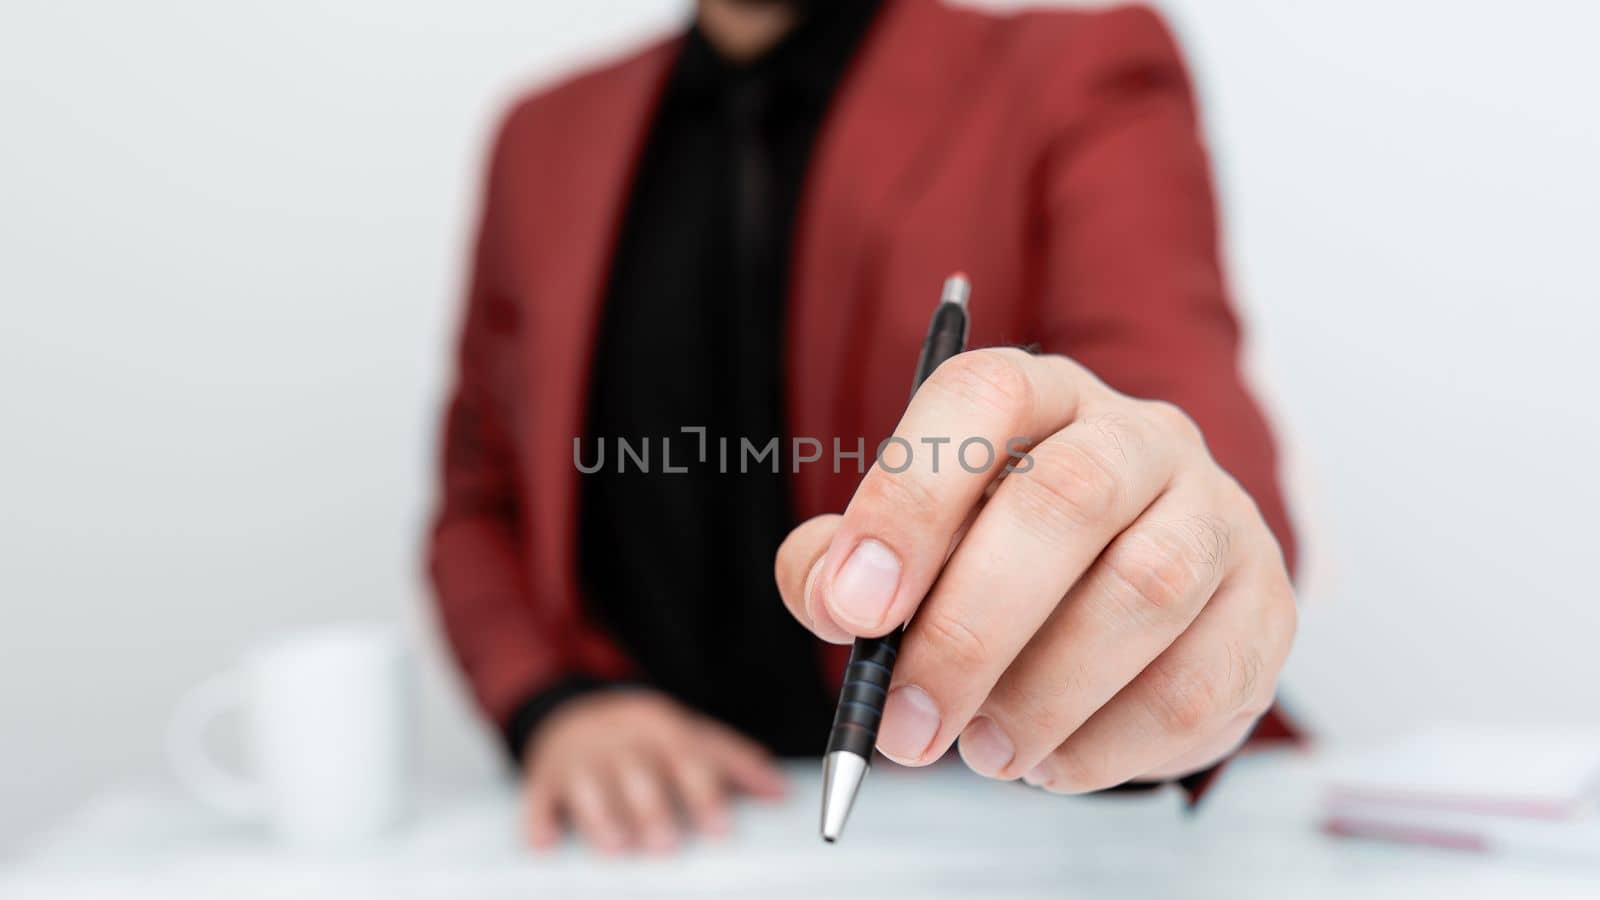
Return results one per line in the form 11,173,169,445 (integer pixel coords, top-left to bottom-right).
820,272,971,843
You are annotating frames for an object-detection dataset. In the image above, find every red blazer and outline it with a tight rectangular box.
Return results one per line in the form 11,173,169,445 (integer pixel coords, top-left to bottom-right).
430,0,1298,754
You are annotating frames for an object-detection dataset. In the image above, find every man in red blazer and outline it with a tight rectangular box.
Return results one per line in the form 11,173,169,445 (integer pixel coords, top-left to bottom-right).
431,0,1298,853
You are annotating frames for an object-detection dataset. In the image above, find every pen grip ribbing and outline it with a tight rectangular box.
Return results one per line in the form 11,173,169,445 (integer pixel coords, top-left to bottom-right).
824,630,902,758
824,287,968,764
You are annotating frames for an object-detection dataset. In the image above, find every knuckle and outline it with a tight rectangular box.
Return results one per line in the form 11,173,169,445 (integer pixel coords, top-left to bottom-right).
859,464,942,522
1005,440,1120,535
1037,352,1105,399
656,717,695,748
912,607,990,672
1144,400,1203,445
1180,513,1233,574
1084,411,1147,464
1225,640,1269,716
1101,514,1233,624
1145,656,1221,737
929,348,1035,416
1240,691,1275,719
1103,527,1204,621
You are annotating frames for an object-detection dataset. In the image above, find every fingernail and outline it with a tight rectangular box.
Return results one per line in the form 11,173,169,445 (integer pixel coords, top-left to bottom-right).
878,685,940,762
830,539,901,629
1023,763,1051,787
958,717,1014,777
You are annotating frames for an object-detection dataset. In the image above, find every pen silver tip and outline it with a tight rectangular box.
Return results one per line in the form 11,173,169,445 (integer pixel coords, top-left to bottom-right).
819,750,869,843
940,272,971,310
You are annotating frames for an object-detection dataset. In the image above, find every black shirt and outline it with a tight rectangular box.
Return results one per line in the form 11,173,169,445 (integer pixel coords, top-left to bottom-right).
506,2,885,759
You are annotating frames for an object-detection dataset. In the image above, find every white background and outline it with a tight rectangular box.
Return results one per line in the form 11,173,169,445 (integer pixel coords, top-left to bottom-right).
3,0,1597,851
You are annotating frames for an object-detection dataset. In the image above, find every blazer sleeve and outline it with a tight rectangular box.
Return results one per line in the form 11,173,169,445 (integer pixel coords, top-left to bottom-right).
1034,7,1297,571
1031,7,1299,798
427,110,628,761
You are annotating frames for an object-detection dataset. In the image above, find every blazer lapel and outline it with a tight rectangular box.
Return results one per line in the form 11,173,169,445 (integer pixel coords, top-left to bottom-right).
786,0,988,517
525,40,679,606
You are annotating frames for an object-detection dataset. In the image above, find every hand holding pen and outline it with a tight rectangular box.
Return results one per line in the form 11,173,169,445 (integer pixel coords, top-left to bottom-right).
777,273,1298,840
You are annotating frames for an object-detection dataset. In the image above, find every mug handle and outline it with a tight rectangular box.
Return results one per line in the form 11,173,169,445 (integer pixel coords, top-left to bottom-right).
167,671,263,819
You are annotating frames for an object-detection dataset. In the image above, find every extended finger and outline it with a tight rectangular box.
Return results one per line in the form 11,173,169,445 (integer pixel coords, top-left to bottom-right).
522,768,561,849
611,750,679,853
701,720,788,800
521,759,560,845
564,764,628,854
816,349,1104,637
665,752,730,837
878,408,1180,765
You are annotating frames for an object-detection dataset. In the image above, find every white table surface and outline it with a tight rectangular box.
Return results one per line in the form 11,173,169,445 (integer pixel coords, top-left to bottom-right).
7,751,1600,899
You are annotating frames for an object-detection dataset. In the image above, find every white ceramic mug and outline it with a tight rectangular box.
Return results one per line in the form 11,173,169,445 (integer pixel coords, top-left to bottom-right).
168,624,413,845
